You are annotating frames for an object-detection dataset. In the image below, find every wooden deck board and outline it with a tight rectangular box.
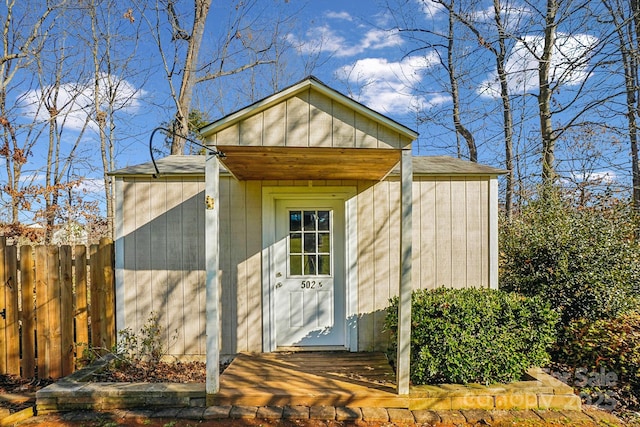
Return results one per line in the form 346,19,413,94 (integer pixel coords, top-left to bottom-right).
212,352,408,407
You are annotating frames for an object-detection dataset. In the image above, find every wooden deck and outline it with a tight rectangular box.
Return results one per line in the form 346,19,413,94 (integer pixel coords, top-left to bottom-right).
210,351,410,408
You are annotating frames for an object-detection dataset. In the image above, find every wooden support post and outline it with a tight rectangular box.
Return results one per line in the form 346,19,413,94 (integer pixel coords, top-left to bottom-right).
397,148,413,395
205,152,221,395
489,178,499,289
100,238,115,349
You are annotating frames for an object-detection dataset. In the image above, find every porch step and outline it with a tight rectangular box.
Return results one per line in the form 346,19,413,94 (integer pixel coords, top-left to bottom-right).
210,352,407,407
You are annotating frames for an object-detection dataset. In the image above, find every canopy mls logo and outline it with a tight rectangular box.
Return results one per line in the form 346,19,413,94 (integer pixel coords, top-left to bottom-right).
547,366,619,411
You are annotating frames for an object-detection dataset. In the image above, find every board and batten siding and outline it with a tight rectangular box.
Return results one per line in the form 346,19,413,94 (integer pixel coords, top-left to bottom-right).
116,175,265,358
355,175,494,352
116,173,496,357
117,176,206,357
211,88,412,150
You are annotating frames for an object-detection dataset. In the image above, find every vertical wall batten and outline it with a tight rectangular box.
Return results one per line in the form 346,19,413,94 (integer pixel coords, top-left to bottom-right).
219,177,232,354
356,181,375,350
232,179,248,352
245,181,263,351
373,181,390,349
166,179,183,355
450,178,467,288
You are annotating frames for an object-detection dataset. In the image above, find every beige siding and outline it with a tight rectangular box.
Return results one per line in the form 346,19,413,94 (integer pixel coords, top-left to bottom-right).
117,173,495,356
214,88,406,149
355,113,379,148
353,176,494,351
210,177,263,354
309,89,333,147
412,176,490,290
119,177,206,358
118,176,263,357
263,103,286,146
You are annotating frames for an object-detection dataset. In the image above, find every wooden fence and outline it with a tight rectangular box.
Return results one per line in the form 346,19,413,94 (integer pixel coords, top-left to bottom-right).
0,237,115,379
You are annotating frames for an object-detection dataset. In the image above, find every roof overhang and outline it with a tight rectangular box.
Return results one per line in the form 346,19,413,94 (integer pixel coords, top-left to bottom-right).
216,145,401,181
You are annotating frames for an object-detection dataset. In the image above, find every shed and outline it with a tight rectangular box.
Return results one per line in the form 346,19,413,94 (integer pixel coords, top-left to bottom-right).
110,76,505,396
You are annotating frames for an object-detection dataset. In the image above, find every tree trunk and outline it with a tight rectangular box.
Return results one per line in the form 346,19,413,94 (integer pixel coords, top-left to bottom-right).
539,0,558,184
494,0,515,216
632,0,640,209
446,0,477,162
171,0,212,155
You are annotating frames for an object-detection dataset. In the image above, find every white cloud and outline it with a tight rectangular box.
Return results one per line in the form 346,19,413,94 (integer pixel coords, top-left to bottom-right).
288,26,402,58
415,0,446,18
20,73,146,132
566,171,617,184
76,177,105,194
478,32,599,98
325,11,352,21
336,53,438,114
19,172,46,184
466,4,534,28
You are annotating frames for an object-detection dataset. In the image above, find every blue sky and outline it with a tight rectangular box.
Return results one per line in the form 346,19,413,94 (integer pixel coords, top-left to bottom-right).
2,0,632,223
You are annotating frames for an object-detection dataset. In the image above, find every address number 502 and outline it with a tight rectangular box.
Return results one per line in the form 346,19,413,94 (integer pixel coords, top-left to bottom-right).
301,280,323,289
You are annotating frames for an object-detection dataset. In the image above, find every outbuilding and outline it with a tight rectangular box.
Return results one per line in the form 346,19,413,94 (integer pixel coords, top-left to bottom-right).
110,76,505,396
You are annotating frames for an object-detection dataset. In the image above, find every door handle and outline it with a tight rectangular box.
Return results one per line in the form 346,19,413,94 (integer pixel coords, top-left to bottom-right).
276,282,283,288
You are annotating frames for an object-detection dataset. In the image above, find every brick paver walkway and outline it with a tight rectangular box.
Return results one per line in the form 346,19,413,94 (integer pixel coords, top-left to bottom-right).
13,405,635,426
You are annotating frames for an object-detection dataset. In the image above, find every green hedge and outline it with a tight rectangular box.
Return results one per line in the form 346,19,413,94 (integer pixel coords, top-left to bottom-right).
556,311,640,403
385,288,558,385
499,191,640,329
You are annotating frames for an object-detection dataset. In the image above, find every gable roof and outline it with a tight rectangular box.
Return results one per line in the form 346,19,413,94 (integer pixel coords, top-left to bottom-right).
109,155,507,177
199,76,418,141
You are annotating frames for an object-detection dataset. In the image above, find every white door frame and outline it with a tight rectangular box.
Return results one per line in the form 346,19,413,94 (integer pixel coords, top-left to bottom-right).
262,186,358,352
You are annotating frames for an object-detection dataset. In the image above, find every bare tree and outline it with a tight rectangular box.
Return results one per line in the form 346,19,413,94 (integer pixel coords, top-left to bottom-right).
442,0,477,162
537,0,558,183
387,0,480,162
142,0,291,154
602,0,640,209
441,0,516,215
84,0,147,238
517,0,612,186
0,0,66,224
36,37,90,242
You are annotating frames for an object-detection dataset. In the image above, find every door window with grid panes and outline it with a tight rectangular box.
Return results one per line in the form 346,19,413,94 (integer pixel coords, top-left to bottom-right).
288,210,331,277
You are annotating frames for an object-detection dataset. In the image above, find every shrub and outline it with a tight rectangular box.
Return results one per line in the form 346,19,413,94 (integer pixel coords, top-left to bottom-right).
555,311,640,408
499,190,640,329
113,311,177,371
385,287,558,385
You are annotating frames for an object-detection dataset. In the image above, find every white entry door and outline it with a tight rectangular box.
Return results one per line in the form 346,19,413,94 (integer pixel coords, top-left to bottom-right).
274,199,345,348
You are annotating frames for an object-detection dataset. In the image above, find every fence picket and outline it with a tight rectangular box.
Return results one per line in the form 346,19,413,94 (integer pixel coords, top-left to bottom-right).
89,244,102,353
0,241,114,379
74,245,88,363
60,245,74,376
5,245,19,375
20,245,35,378
35,246,48,379
0,237,6,374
